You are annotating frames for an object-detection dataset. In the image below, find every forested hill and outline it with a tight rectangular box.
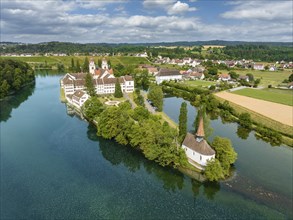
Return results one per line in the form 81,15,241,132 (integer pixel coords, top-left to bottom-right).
1,41,292,62
222,45,293,62
0,59,35,98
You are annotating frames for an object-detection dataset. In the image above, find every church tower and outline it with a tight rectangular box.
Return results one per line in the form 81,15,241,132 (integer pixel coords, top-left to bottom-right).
195,117,205,142
101,58,109,70
89,58,95,75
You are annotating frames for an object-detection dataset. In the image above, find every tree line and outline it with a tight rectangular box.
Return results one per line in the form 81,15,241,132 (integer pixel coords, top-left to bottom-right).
0,59,35,98
2,42,292,62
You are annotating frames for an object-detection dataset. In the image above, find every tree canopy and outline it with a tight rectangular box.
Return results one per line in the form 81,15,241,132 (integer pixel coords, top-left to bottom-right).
147,85,163,111
114,78,123,98
212,136,237,176
179,102,187,142
85,72,96,97
0,59,35,98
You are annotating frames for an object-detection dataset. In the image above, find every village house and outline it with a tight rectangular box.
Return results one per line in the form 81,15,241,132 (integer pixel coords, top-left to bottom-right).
218,73,231,82
61,58,134,97
182,118,216,170
269,66,277,71
138,64,159,75
238,75,250,82
155,68,183,84
71,90,89,108
253,64,265,70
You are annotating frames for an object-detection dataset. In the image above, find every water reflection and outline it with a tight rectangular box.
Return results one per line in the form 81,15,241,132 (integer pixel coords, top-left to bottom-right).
203,181,221,200
0,82,35,122
237,126,251,140
36,70,64,77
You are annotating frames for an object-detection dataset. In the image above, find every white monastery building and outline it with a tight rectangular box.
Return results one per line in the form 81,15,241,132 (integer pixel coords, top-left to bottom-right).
182,118,216,170
155,68,183,84
61,58,134,100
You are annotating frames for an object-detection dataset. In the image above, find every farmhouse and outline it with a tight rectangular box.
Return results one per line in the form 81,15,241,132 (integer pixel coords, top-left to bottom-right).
155,68,182,84
182,118,215,170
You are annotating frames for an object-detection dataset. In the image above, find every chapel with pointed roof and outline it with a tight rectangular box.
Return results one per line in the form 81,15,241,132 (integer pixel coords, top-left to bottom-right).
182,117,215,170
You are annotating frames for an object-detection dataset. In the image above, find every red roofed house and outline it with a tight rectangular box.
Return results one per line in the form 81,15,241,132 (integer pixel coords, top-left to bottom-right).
182,118,216,170
218,73,231,82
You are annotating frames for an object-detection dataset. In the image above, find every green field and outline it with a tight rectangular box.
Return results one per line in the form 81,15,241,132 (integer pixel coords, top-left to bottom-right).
232,88,293,106
221,69,292,86
181,80,217,87
0,56,150,68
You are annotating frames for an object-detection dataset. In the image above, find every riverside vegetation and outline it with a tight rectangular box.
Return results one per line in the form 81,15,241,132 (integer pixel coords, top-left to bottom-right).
80,73,237,181
161,81,289,147
0,59,35,99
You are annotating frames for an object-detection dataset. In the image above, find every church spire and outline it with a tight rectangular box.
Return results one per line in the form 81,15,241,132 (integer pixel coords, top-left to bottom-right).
196,117,205,141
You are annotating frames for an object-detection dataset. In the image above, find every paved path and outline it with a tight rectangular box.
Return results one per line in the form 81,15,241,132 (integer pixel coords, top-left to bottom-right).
141,90,155,114
123,93,136,109
229,86,246,92
216,91,293,126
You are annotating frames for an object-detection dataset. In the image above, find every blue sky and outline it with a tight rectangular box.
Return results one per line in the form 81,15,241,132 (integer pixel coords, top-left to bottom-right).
1,0,292,43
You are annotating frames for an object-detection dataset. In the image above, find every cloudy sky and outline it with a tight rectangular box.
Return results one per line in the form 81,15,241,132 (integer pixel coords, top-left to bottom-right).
1,0,292,43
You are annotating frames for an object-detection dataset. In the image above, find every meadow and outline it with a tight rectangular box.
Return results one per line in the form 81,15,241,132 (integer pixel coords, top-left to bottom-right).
232,88,293,106
221,69,292,86
0,56,150,68
181,80,217,87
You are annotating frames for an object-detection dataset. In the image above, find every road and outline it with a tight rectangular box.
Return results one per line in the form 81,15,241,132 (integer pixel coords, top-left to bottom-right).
140,90,155,114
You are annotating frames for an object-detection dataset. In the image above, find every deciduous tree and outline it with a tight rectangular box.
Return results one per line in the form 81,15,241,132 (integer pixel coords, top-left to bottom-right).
114,78,123,98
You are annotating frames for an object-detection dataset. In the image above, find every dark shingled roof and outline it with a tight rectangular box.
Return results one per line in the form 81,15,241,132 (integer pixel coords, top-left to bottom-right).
157,68,181,76
182,133,215,156
72,90,86,98
62,75,74,85
124,75,133,81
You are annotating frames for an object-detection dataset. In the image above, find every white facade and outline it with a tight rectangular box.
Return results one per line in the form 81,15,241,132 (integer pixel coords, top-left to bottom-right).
89,60,95,75
72,92,89,108
156,75,182,84
253,64,265,70
102,59,109,69
182,144,215,168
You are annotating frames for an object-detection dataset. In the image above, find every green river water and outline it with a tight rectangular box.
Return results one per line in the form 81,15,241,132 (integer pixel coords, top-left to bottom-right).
0,74,292,219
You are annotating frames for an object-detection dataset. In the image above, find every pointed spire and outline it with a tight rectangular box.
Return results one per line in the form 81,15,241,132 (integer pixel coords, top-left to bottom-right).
196,117,205,137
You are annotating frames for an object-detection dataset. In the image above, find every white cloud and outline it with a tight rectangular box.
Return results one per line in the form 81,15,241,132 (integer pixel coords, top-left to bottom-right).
76,0,128,9
0,0,292,43
143,0,176,9
167,1,196,15
221,1,292,20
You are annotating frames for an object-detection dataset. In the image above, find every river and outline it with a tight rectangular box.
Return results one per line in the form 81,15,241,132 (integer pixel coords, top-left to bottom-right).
1,74,292,219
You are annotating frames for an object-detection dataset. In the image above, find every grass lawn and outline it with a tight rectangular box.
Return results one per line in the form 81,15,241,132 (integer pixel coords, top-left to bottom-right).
231,88,293,106
156,111,178,129
182,80,217,87
59,88,66,102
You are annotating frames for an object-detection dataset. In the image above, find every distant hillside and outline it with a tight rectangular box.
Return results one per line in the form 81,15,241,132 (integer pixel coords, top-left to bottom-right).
1,41,292,62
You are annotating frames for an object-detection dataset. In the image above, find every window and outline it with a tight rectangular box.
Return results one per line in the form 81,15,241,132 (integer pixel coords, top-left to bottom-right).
193,152,194,155
200,156,202,161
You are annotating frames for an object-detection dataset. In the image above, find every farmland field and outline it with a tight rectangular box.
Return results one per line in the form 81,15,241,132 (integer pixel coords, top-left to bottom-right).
216,91,293,126
0,56,150,67
232,88,293,106
221,69,292,86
